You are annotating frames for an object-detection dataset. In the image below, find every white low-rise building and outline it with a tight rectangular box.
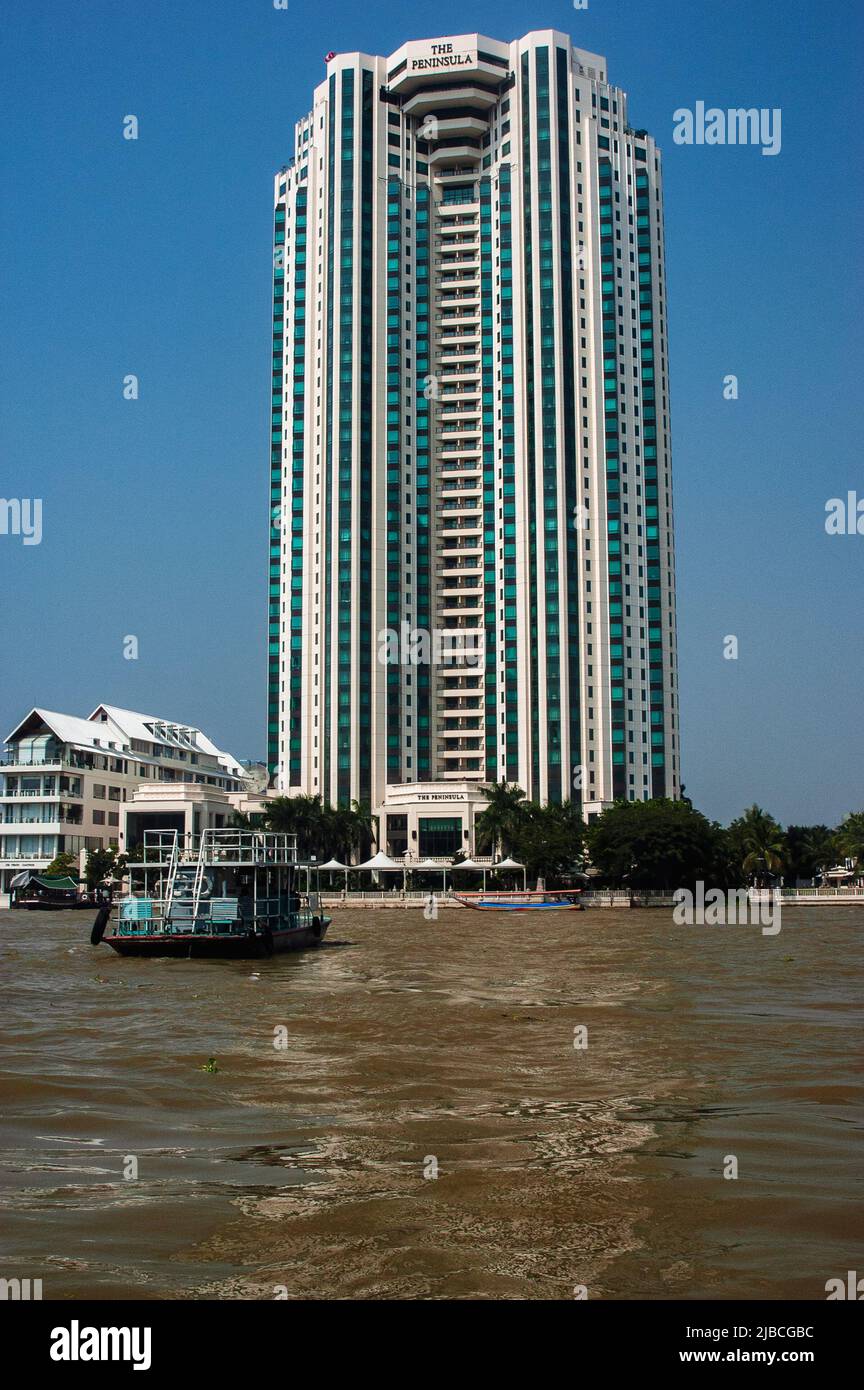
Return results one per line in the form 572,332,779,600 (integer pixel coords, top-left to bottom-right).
0,704,248,894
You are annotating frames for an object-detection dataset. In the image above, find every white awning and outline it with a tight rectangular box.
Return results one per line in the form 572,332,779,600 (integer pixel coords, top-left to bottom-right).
357,851,402,870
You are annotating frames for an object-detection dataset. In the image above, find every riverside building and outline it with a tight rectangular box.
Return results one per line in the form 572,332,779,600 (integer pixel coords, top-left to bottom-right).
0,705,247,894
267,30,680,858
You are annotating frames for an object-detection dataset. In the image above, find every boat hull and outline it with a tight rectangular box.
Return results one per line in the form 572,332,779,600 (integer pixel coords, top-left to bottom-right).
458,901,583,912
103,921,330,958
454,894,583,911
15,900,76,911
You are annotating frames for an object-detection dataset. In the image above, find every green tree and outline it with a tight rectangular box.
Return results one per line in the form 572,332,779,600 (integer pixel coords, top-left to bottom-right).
348,799,378,858
586,798,724,890
264,796,377,863
475,782,528,858
725,805,785,886
230,809,266,830
264,794,325,857
835,811,864,870
44,851,79,880
510,801,586,884
783,825,836,884
84,845,127,890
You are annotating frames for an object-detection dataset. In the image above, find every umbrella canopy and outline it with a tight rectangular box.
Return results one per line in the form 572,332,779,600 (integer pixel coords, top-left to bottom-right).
492,857,523,869
416,858,445,870
451,858,481,870
357,851,402,871
319,858,349,871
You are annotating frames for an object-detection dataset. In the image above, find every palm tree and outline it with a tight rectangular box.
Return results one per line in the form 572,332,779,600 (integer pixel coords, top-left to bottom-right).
475,782,527,859
230,809,266,830
264,794,325,858
348,799,378,859
738,804,786,886
264,796,298,836
319,802,351,861
783,825,834,885
835,811,864,872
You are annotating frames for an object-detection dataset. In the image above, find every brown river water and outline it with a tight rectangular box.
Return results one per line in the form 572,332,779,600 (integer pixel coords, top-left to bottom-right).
0,906,861,1301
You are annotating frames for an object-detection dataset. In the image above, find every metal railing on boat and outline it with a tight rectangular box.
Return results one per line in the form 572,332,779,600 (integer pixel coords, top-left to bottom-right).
131,828,299,868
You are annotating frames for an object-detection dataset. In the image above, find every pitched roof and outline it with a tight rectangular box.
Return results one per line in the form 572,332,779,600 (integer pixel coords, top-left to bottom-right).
92,705,244,776
5,704,244,780
5,707,126,748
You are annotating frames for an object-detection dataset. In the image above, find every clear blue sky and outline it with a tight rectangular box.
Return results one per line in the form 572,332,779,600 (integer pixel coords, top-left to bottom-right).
1,0,861,827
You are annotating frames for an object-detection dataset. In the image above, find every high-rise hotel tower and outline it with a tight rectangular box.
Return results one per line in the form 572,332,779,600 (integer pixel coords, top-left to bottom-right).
267,31,680,857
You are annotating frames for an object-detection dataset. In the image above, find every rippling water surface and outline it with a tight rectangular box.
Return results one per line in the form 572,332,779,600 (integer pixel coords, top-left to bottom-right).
0,906,861,1300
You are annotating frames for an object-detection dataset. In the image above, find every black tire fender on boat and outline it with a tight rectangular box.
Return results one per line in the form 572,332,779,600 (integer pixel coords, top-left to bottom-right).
311,915,323,939
262,926,274,957
90,905,111,946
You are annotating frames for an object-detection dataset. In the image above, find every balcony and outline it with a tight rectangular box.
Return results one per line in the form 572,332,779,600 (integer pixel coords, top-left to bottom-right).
437,450,482,465
400,84,499,119
438,600,483,614
436,295,480,311
439,677,484,693
427,144,482,166
0,853,54,867
436,344,479,358
2,754,91,770
438,526,483,543
2,811,83,822
437,192,479,209
439,590,482,605
439,612,484,627
434,162,485,177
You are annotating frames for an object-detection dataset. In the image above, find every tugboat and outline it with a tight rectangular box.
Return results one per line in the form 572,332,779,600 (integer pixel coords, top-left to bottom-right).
90,828,330,958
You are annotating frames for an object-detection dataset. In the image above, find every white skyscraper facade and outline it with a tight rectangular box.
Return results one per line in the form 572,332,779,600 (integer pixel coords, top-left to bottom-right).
267,31,680,857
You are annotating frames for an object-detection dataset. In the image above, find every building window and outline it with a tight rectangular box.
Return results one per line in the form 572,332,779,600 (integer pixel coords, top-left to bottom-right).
418,817,461,857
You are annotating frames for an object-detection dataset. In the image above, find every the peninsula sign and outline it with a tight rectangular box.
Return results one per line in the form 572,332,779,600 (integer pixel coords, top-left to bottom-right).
408,41,477,74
